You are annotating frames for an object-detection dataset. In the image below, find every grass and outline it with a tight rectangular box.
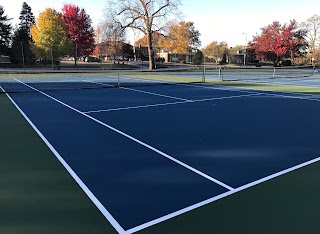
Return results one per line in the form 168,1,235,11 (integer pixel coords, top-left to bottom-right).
0,93,117,234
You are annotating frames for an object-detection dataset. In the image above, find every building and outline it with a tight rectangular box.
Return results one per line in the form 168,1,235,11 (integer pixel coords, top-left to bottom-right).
95,41,133,61
157,51,194,63
0,55,10,63
95,41,194,63
133,46,149,61
228,51,246,64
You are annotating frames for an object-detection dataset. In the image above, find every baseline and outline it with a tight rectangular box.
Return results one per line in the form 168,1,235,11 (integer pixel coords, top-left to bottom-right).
127,155,320,234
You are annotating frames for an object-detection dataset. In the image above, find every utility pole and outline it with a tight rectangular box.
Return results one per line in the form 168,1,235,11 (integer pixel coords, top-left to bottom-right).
75,43,78,69
242,33,247,66
51,44,54,70
21,41,25,68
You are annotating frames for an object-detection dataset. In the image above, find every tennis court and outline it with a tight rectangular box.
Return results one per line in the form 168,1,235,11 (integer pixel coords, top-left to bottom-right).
1,70,320,233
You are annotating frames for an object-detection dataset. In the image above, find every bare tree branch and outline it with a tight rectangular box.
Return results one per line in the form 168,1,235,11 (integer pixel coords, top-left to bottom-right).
105,0,181,69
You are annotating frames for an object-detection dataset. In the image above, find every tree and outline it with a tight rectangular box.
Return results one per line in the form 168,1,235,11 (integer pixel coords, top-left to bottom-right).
250,20,308,65
193,49,203,65
107,0,181,70
300,15,320,62
203,41,228,64
122,43,133,61
161,21,201,53
135,31,165,48
19,2,35,38
229,45,245,54
104,22,126,62
96,20,123,62
30,8,72,64
0,6,12,56
61,4,95,66
135,35,148,48
10,2,35,66
134,21,201,59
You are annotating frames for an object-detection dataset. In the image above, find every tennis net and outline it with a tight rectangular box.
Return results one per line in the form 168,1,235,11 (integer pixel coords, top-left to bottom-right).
211,65,316,82
0,68,205,94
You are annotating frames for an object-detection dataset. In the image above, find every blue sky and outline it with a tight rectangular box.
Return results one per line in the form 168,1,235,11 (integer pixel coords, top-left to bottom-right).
2,0,319,47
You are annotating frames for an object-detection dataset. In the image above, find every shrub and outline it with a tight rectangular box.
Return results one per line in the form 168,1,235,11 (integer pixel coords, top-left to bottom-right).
193,50,203,65
281,60,292,66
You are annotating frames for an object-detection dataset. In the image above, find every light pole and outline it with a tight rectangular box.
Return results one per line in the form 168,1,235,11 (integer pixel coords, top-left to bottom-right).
51,44,54,70
21,41,25,68
242,33,247,66
75,42,78,69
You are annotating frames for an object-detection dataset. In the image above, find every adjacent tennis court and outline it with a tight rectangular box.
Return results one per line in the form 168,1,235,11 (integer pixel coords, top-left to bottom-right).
1,69,320,234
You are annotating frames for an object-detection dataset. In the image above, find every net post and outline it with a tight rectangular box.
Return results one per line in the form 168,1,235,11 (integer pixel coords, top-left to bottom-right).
117,71,120,87
219,67,223,81
273,67,276,78
312,65,316,76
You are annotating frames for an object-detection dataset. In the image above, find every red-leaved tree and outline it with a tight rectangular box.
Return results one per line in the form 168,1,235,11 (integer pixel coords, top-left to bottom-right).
250,20,308,65
61,4,95,66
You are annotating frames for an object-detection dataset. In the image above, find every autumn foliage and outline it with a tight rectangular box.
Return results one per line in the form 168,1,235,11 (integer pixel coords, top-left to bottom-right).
250,20,308,64
61,4,95,58
30,8,72,61
203,41,228,64
135,21,201,54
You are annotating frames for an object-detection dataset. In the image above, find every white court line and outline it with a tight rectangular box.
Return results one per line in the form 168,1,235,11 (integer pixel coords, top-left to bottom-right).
13,80,234,191
84,80,191,101
127,155,320,234
13,78,235,224
180,82,320,99
84,101,191,114
248,79,320,88
183,82,320,103
5,81,320,233
178,82,257,93
0,86,126,234
122,87,190,101
191,93,264,102
83,79,115,87
84,93,264,114
267,93,320,102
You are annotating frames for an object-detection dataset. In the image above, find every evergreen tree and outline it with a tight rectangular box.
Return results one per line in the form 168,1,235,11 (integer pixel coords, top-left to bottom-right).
193,49,204,65
0,6,12,56
19,2,35,40
10,2,35,65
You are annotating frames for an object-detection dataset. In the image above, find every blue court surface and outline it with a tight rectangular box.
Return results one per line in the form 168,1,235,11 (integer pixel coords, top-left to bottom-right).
2,79,320,233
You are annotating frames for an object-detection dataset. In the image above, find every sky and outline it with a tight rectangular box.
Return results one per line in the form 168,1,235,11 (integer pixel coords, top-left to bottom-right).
1,0,319,47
